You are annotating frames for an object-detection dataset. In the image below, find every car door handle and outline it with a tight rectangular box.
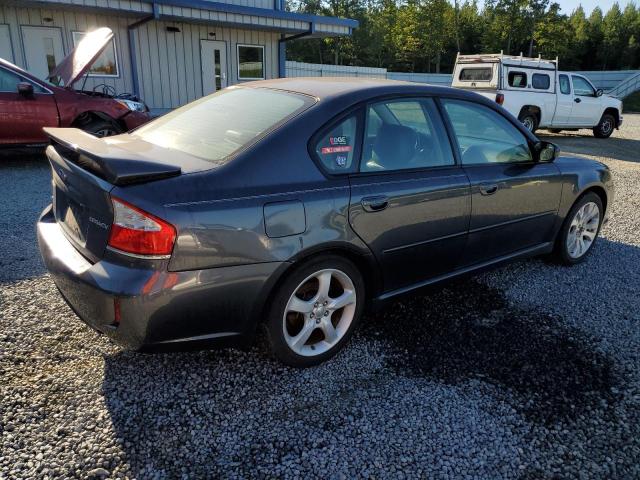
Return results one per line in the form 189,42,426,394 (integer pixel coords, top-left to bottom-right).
574,98,581,103
361,195,389,212
479,184,499,195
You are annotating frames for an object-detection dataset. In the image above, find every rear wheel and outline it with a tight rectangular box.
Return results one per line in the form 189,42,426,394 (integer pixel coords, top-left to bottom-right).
552,192,603,265
519,112,538,133
265,255,365,367
593,113,615,138
82,119,121,138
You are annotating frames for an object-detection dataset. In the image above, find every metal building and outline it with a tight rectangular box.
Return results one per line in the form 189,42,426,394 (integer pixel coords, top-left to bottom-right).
0,0,357,113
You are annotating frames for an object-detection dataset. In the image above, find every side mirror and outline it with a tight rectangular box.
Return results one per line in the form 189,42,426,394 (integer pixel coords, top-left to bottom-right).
596,88,603,97
17,82,34,97
534,141,559,162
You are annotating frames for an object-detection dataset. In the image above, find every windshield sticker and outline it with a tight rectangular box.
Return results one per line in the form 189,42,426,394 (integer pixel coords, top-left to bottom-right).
321,146,352,154
335,155,347,167
329,136,349,145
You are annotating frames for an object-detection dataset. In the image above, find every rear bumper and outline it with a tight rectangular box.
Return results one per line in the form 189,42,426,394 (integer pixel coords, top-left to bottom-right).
37,205,283,350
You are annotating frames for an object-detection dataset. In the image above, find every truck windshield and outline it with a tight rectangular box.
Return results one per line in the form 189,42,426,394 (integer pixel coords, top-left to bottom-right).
133,87,313,164
459,68,492,81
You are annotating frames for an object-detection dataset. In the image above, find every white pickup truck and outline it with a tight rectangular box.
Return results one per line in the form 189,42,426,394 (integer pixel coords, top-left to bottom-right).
451,53,623,138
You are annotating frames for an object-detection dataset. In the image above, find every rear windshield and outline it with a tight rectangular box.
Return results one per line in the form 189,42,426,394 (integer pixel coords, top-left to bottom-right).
459,68,492,81
133,87,312,163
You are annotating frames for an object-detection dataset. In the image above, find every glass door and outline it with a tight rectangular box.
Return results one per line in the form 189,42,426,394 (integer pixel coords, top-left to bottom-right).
200,40,227,95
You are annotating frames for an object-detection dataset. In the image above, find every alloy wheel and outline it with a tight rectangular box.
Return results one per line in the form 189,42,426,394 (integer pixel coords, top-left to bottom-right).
282,268,357,357
522,116,535,132
566,201,600,259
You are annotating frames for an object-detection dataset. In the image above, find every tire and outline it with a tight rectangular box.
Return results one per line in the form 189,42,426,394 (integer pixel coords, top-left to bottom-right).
519,112,538,133
593,113,615,138
82,119,121,138
265,255,365,367
552,192,603,265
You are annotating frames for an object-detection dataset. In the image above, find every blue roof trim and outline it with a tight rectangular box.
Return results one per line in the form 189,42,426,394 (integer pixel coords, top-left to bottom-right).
151,0,359,28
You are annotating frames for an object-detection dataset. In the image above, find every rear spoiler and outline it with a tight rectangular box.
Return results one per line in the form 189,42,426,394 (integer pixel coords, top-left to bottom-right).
44,128,181,186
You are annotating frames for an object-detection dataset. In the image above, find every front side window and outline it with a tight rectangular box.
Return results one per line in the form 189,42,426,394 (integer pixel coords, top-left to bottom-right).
508,71,527,88
532,73,550,90
459,68,492,81
0,67,46,93
134,87,311,164
572,76,595,96
314,114,358,173
442,99,532,165
559,74,571,95
237,45,264,80
361,98,453,172
72,31,119,76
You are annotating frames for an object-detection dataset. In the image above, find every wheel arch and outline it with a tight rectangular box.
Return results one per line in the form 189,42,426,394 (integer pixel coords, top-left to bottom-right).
602,107,620,128
251,243,382,327
71,110,123,131
518,105,542,122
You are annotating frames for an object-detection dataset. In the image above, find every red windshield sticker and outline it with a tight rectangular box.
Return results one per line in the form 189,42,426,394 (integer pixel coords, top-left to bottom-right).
321,146,352,154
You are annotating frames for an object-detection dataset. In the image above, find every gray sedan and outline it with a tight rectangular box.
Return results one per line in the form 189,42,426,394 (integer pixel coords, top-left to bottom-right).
37,78,613,367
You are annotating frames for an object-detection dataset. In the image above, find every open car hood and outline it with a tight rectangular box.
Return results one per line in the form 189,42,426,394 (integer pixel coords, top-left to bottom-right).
47,27,113,88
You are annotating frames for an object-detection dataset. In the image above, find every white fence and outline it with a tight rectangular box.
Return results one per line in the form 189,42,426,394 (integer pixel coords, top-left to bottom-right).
285,61,640,97
285,61,386,78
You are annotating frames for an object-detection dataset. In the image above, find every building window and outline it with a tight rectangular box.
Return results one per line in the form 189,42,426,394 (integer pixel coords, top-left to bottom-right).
237,44,264,80
72,31,119,77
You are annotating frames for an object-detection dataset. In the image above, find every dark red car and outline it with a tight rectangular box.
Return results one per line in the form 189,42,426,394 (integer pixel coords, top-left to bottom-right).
0,28,150,146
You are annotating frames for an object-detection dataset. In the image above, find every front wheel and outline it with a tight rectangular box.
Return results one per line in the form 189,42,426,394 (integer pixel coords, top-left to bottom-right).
265,255,365,367
552,192,603,265
593,113,615,138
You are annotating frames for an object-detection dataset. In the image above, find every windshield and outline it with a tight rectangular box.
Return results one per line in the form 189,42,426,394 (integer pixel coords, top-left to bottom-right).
133,87,313,163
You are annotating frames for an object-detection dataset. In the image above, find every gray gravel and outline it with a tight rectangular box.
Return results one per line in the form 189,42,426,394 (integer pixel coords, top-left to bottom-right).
2,118,640,479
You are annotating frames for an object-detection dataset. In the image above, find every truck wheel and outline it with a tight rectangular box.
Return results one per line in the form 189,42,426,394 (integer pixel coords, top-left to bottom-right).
593,113,615,139
83,119,122,138
519,112,538,133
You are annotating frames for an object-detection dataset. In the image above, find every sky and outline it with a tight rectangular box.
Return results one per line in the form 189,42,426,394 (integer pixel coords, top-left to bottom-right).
464,0,636,15
554,0,634,14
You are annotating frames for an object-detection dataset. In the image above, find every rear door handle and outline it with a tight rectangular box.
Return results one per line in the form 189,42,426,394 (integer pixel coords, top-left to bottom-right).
479,184,498,195
574,98,581,103
361,195,389,212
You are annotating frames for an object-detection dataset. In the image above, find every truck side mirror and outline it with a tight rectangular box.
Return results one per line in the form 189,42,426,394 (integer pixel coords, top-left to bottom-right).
596,88,604,97
17,82,34,97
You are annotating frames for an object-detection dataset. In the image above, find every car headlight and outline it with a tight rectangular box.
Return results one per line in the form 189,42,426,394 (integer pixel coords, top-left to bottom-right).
116,99,148,113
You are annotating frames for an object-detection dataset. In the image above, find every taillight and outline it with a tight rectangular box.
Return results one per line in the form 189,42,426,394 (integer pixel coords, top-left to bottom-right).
495,93,505,105
107,197,176,257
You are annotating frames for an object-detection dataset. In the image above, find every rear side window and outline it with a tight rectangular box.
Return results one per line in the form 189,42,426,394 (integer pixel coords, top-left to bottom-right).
442,99,532,165
314,114,358,173
459,68,492,81
508,71,527,88
134,87,312,164
361,98,453,172
559,74,571,94
532,73,550,90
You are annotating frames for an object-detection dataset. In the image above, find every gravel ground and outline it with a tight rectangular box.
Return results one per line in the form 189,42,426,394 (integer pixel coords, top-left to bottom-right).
1,118,639,479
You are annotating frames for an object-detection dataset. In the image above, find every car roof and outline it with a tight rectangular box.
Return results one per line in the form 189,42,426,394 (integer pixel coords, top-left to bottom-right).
241,77,480,102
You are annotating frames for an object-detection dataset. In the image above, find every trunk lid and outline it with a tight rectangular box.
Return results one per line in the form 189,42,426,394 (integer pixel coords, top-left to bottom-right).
47,144,115,263
45,127,212,261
